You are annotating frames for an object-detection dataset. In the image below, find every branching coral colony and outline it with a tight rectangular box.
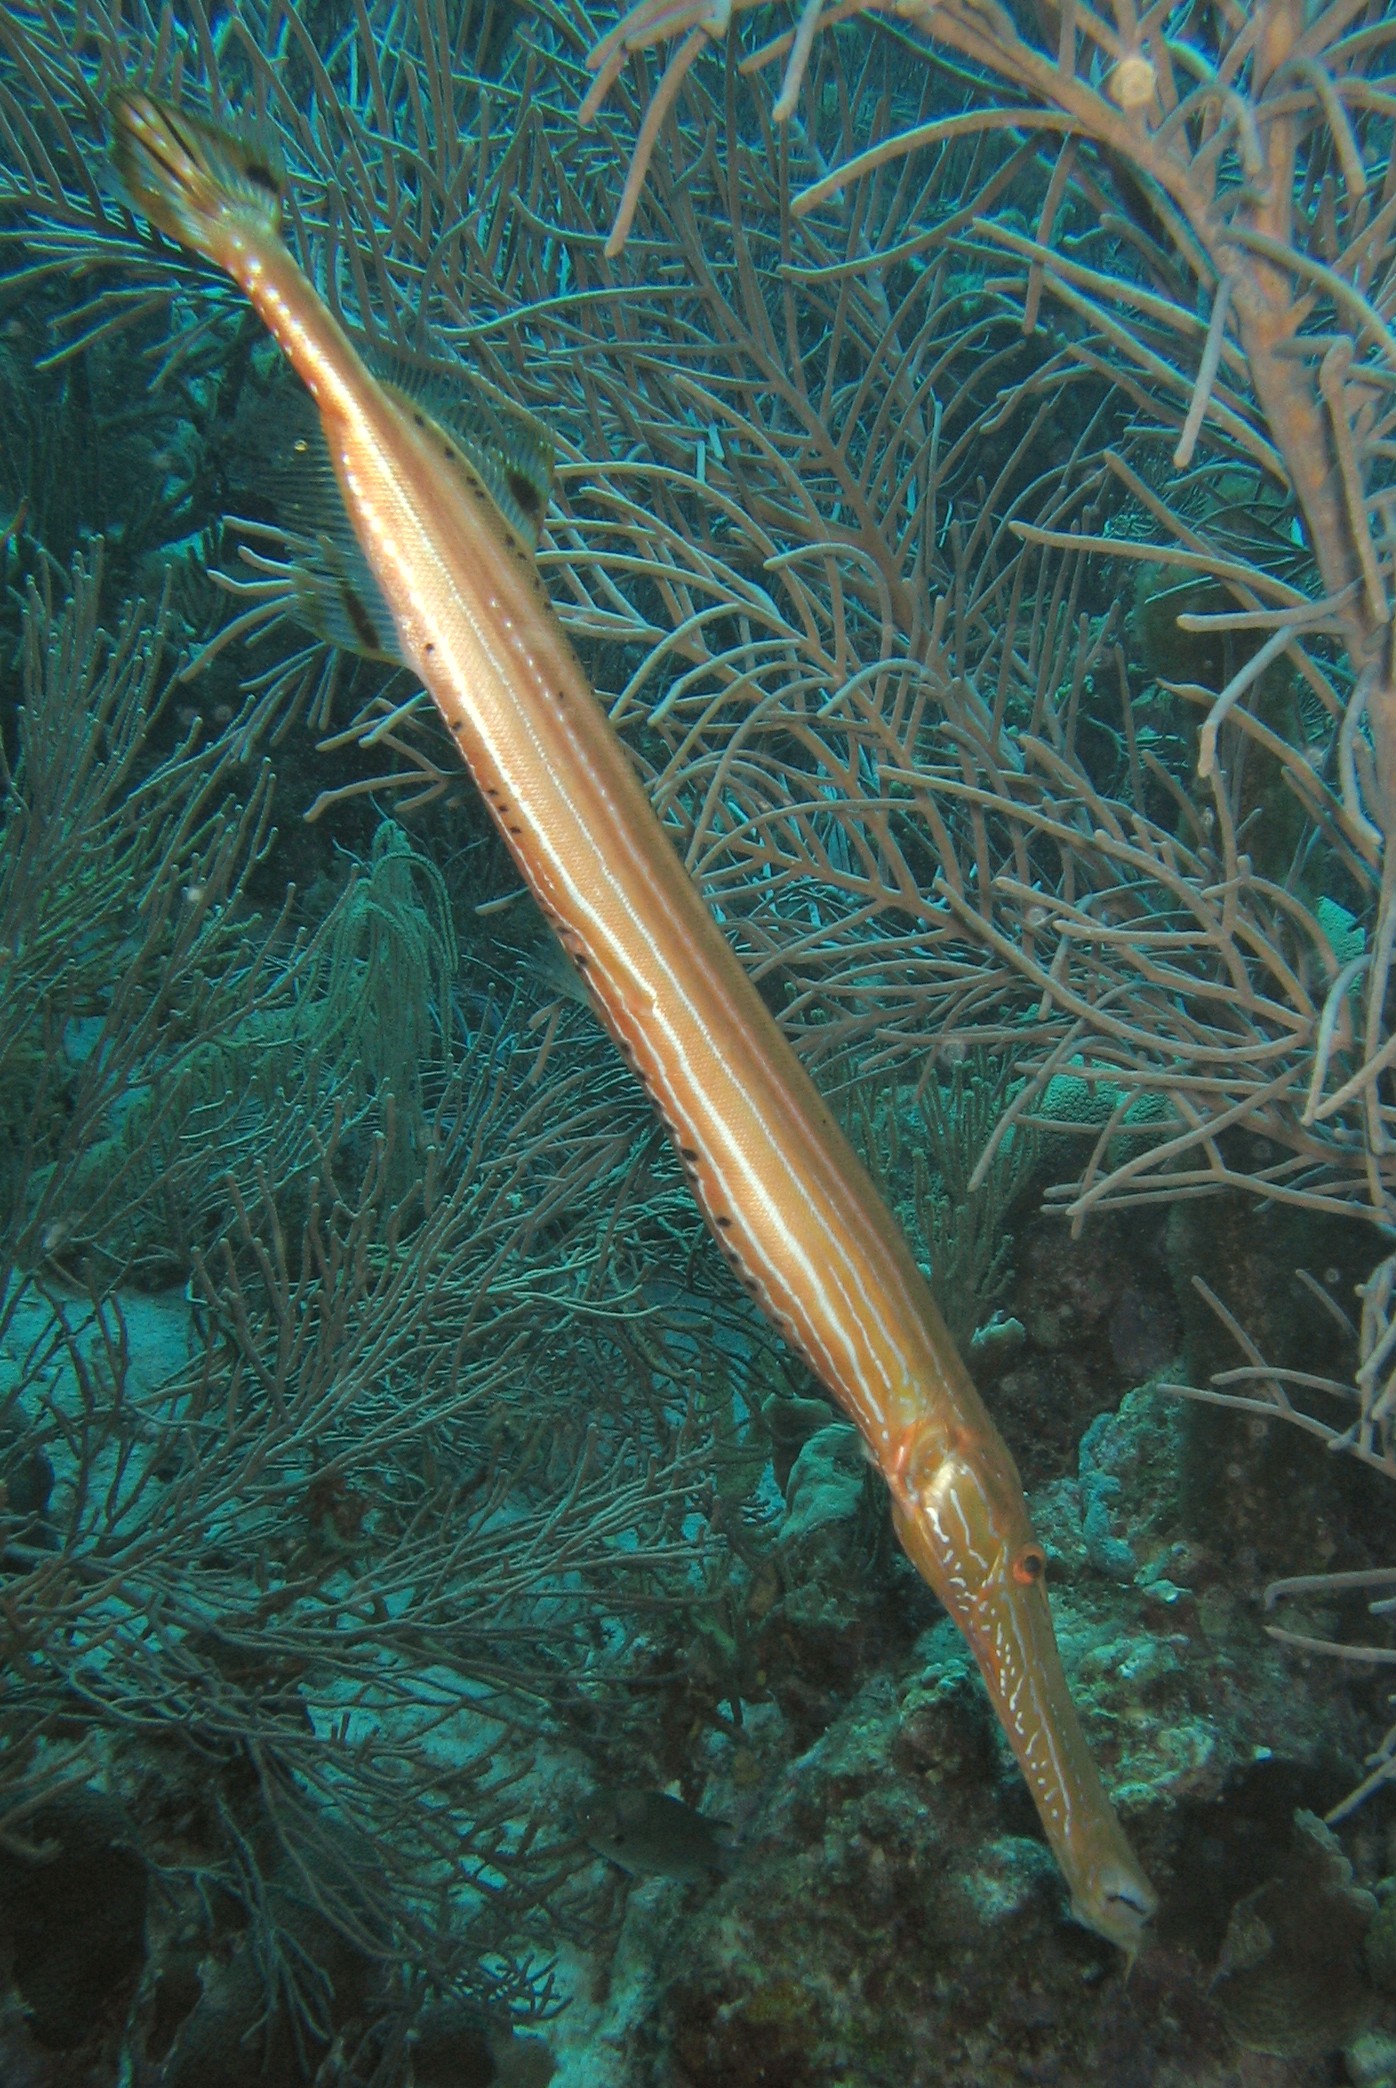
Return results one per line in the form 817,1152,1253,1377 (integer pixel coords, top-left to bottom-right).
574,0,1396,1780
579,1,1396,1221
3,0,1396,2060
0,561,740,2068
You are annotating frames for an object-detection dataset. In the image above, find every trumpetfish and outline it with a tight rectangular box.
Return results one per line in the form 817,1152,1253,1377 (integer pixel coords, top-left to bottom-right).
110,89,1156,1952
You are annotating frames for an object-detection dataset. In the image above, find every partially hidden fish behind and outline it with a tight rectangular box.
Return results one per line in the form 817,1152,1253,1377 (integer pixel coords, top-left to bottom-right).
108,89,1156,1954
577,1787,734,1884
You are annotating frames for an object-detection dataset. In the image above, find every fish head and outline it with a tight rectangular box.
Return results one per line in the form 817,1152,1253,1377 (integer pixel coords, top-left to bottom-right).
889,1426,1157,1956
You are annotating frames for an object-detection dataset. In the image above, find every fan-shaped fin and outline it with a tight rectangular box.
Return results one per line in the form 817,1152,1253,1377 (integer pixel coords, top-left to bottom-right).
237,381,402,662
368,344,554,549
225,346,553,662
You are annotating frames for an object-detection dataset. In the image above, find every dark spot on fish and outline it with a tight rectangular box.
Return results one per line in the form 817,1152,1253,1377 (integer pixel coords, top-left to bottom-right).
679,1145,698,1162
412,411,426,427
144,140,186,185
162,111,200,161
244,159,279,193
715,1214,732,1229
424,641,435,656
508,469,543,520
338,583,382,654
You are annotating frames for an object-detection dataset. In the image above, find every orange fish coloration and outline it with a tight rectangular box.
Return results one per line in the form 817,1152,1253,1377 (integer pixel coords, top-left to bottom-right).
110,89,1156,1952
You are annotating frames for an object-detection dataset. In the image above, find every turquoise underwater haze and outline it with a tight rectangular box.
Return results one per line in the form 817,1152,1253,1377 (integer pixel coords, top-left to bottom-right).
0,2,1394,2084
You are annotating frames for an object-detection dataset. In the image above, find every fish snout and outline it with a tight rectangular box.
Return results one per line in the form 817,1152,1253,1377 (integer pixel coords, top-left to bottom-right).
1072,1853,1158,1959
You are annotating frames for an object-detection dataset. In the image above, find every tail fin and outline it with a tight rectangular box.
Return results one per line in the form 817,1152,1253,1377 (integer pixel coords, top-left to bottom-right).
110,91,283,259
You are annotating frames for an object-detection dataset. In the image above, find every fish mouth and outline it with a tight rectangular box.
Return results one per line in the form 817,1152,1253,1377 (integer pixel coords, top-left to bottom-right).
1073,1860,1158,1957
927,1555,1158,1956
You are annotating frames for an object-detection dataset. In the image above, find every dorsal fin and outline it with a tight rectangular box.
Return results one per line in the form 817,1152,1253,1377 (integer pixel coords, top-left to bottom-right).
367,344,554,550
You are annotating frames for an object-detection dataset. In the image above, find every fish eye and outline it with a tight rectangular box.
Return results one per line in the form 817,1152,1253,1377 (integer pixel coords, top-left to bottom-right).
1011,1544,1046,1585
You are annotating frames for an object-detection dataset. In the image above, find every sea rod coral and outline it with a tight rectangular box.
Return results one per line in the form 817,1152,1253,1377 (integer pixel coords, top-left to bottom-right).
2,0,1396,2076
0,567,753,2078
580,0,1396,1825
107,59,1160,1952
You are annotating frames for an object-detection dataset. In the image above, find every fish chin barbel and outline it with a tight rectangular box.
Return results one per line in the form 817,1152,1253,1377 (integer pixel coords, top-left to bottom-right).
108,87,1156,1954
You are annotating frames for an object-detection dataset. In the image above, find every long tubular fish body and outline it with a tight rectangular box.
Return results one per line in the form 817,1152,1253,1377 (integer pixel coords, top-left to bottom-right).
110,92,1156,1951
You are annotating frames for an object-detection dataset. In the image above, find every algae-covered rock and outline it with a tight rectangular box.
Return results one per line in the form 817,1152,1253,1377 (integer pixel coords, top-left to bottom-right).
607,1363,1385,2088
778,1424,866,1560
628,1576,1372,2085
1209,1810,1376,2057
0,1787,147,2050
1348,2027,1396,2087
1367,1889,1396,1996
